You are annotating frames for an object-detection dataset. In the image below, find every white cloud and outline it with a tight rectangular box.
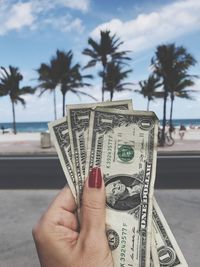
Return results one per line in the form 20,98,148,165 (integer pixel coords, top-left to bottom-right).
43,16,84,33
190,79,200,101
67,18,84,33
6,2,34,29
0,0,88,35
91,0,200,52
27,0,90,13
0,2,35,35
54,0,90,12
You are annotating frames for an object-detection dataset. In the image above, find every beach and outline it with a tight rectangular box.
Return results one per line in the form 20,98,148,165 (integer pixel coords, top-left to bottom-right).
0,132,55,154
0,128,200,154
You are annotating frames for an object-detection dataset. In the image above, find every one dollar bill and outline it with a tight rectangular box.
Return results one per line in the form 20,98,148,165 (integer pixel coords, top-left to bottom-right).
152,199,188,267
151,229,160,267
86,108,158,267
48,117,77,200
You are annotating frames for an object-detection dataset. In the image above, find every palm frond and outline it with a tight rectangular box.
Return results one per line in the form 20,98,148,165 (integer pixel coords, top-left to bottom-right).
88,38,100,51
82,48,98,58
16,96,26,106
70,88,97,101
83,59,97,69
18,86,35,95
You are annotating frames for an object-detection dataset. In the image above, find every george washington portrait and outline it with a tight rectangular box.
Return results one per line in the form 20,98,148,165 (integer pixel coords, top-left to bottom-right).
105,176,143,211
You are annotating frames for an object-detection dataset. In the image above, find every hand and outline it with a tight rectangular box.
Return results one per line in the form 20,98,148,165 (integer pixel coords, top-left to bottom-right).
32,168,114,267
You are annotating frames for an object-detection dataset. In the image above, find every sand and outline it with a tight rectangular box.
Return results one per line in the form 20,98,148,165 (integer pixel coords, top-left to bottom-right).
0,128,200,141
170,128,200,141
0,132,55,154
0,129,200,154
0,132,41,142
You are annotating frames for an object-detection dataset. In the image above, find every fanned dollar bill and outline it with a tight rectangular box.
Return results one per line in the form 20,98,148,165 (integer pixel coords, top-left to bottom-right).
152,199,188,267
151,229,160,267
48,117,77,200
48,100,132,202
67,100,133,203
85,108,158,267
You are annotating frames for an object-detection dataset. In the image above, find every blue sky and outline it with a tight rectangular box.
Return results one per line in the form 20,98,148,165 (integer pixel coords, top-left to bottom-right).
0,0,200,122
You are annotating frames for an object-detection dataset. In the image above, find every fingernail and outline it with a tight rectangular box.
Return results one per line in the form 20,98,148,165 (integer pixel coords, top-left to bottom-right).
88,167,102,188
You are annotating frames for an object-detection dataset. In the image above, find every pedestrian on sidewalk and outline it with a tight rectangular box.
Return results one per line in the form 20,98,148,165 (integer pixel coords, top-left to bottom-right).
179,124,186,140
1,125,5,134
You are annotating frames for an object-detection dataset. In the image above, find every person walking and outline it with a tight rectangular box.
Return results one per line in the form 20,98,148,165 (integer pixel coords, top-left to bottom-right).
179,124,186,140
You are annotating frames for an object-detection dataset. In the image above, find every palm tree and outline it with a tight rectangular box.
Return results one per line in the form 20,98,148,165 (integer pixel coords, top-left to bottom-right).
101,62,133,101
169,71,196,126
54,50,94,116
151,43,196,145
37,50,94,117
0,66,35,134
135,74,162,111
83,30,131,101
36,60,60,120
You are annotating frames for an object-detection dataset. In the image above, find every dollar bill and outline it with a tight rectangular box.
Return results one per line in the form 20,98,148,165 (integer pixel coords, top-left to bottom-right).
152,199,188,267
67,100,133,202
85,108,158,267
151,229,160,267
48,117,77,201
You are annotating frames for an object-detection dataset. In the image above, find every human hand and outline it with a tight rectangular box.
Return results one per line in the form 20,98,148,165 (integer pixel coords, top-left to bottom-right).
32,167,114,267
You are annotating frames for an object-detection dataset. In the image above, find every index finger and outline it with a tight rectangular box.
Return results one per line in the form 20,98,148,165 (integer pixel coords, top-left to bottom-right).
50,186,77,212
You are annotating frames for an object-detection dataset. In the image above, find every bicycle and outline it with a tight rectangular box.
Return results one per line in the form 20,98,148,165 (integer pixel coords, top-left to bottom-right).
158,129,175,146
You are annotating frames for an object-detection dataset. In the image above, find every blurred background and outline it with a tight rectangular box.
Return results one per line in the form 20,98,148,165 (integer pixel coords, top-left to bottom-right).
0,0,199,266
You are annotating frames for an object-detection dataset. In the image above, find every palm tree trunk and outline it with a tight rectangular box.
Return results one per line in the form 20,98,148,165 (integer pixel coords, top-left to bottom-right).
161,89,168,146
101,66,106,102
62,93,66,117
53,90,57,120
169,95,174,128
110,90,114,101
12,101,17,134
147,99,150,111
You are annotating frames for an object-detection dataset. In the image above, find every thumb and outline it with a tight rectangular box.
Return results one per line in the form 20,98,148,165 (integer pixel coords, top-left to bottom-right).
80,167,106,236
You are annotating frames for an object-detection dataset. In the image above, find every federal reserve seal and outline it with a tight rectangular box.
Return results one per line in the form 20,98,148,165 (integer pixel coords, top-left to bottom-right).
158,246,176,266
117,145,134,162
106,229,119,250
138,117,153,131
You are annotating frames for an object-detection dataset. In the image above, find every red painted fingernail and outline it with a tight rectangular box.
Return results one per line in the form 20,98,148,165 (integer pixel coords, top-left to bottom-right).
88,167,102,188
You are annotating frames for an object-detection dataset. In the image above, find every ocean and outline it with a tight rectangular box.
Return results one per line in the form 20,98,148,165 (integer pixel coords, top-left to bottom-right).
0,121,49,133
0,119,200,133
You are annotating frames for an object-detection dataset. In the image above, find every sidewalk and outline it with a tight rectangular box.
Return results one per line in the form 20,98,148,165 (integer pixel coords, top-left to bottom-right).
157,139,200,153
0,140,55,155
0,189,199,267
0,137,200,155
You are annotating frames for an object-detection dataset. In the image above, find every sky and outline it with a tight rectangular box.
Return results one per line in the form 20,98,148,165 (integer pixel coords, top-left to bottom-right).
0,0,200,122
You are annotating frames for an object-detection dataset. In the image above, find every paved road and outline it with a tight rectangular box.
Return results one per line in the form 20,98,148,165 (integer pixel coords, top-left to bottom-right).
0,153,200,188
